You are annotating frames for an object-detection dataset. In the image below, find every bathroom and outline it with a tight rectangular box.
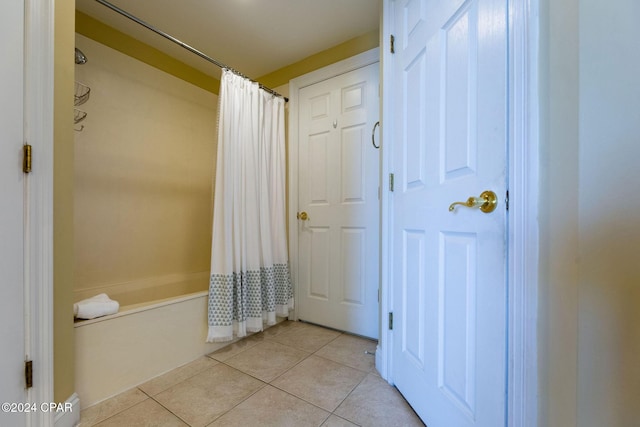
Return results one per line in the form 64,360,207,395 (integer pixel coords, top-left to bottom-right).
7,0,640,425
71,0,380,411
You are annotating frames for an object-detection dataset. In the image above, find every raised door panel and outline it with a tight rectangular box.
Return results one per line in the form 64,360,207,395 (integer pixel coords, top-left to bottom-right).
341,126,366,204
438,232,478,419
307,133,331,206
340,227,366,305
441,0,479,182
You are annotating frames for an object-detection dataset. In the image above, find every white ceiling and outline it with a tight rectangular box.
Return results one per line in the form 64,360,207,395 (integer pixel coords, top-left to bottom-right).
75,0,380,81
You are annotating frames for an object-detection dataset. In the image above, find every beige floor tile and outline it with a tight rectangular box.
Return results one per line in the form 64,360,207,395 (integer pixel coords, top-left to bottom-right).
315,334,377,372
207,385,330,427
260,319,303,337
321,414,359,427
207,321,298,362
271,355,367,412
81,323,425,427
154,364,265,427
224,340,310,382
93,398,187,427
334,373,425,427
139,356,218,396
267,323,341,352
207,335,263,362
80,388,148,426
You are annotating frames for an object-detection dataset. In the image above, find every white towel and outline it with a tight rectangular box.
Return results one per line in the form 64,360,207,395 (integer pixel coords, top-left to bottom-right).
74,293,119,319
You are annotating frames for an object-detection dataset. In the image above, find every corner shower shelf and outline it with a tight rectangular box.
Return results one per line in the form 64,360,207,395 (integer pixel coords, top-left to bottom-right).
74,81,90,131
74,108,87,124
75,81,91,106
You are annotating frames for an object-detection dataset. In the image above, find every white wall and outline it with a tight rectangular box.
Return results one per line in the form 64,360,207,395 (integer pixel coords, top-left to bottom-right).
539,0,640,425
577,1,640,425
538,0,580,424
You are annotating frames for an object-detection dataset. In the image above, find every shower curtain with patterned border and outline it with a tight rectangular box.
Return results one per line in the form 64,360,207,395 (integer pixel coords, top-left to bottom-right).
207,69,293,342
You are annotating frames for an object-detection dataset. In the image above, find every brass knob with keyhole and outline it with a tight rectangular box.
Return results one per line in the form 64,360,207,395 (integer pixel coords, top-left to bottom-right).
448,190,498,213
297,211,309,221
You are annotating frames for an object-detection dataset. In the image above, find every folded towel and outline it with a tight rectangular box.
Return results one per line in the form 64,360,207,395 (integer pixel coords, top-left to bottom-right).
74,293,119,319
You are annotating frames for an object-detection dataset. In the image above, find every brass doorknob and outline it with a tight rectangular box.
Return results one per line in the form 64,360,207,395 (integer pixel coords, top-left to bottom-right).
449,190,498,213
297,211,309,221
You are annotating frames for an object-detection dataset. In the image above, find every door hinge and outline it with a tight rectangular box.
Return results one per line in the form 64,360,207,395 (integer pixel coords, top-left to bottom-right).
23,144,32,173
505,190,509,211
25,360,33,389
389,173,395,192
388,312,394,330
390,34,395,54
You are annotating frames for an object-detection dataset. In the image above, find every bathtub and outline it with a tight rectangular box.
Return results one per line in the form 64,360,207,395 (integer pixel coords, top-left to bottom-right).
74,290,275,409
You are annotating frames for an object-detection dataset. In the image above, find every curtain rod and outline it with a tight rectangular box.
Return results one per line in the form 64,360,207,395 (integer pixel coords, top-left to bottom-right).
94,0,289,102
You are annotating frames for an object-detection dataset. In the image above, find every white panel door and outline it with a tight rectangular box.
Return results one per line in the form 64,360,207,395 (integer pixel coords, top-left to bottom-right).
389,0,508,425
297,63,380,339
0,0,27,425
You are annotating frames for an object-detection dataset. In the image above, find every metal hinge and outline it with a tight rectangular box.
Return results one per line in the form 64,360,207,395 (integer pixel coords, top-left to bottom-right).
25,360,33,389
23,144,32,173
390,34,395,54
388,312,394,330
389,173,395,192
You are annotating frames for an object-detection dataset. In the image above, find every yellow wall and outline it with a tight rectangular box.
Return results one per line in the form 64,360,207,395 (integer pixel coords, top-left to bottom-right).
76,12,219,94
54,0,76,403
257,29,379,89
75,11,379,98
73,34,217,306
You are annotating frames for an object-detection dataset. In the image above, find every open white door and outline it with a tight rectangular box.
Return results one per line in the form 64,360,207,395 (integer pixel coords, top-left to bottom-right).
0,1,27,425
295,62,380,339
388,0,508,425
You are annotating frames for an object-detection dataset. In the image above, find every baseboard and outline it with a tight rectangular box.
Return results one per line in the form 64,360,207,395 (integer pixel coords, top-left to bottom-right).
53,393,80,427
375,343,385,378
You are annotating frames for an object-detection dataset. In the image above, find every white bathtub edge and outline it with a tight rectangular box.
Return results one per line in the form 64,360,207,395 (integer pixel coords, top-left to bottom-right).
74,290,209,328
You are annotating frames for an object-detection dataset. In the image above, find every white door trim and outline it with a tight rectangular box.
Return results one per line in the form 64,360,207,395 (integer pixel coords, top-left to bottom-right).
506,0,540,424
24,0,55,425
379,0,539,425
288,48,380,322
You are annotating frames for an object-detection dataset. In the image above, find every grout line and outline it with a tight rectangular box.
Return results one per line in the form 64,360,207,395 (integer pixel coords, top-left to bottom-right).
202,381,269,426
147,394,192,426
312,352,375,374
79,389,149,426
264,350,314,384
266,381,333,416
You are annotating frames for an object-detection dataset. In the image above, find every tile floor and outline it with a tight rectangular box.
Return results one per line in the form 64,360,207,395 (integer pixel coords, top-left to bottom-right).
80,321,424,427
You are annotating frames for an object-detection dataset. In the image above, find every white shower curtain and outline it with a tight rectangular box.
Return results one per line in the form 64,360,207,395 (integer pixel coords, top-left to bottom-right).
207,69,293,342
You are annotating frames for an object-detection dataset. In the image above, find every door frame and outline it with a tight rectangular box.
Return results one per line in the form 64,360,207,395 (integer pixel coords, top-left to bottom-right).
379,0,540,426
24,0,55,425
288,48,381,322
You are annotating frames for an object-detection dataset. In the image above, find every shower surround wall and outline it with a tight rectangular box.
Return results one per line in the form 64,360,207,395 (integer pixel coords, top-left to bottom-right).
74,34,217,306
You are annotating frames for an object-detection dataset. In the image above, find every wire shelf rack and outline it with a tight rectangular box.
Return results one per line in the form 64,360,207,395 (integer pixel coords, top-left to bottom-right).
74,109,87,124
75,81,91,106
